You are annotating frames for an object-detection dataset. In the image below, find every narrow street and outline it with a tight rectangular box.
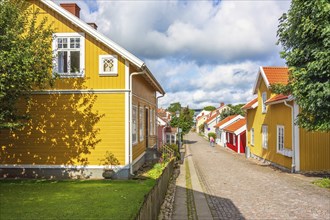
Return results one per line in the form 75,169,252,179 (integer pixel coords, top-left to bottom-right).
172,132,330,220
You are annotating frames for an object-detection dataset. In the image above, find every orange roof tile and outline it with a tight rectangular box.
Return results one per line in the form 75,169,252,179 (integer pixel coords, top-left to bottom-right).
265,94,289,104
224,118,246,133
214,115,238,128
204,112,219,124
241,97,258,110
262,66,289,85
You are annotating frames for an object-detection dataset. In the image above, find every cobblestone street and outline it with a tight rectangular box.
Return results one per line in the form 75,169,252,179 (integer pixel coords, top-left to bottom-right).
173,132,330,219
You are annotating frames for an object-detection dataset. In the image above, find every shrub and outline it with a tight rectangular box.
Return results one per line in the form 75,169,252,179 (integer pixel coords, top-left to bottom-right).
199,124,204,133
208,132,216,140
169,144,180,160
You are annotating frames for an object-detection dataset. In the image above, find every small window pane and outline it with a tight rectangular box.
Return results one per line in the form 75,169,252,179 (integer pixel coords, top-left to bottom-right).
70,51,80,73
58,51,68,73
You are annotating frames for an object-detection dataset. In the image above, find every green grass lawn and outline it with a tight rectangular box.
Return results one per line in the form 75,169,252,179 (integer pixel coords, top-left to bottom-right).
0,178,155,220
313,178,330,189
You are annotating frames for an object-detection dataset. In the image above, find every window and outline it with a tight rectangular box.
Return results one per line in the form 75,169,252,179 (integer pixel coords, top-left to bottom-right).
139,106,144,141
150,109,154,135
132,106,137,144
262,92,267,113
99,55,118,76
250,128,254,146
227,133,230,143
233,135,236,145
53,33,85,77
277,125,285,153
262,125,268,149
166,134,170,144
171,134,176,144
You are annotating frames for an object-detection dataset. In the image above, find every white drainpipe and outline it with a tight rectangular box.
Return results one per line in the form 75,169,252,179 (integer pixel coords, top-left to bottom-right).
129,71,145,176
284,100,295,173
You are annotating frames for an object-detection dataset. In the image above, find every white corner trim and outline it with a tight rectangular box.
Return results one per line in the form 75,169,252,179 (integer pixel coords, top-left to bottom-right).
293,101,300,171
41,0,144,68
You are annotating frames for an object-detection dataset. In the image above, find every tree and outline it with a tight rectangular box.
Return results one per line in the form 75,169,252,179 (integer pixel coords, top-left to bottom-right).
170,106,194,135
0,0,55,128
219,104,245,120
167,102,181,114
277,0,330,131
203,106,216,111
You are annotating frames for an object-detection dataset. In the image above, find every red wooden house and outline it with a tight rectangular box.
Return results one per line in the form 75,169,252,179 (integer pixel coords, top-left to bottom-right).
224,118,246,153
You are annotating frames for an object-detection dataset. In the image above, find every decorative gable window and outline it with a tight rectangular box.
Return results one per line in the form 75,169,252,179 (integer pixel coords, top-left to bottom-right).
262,125,268,149
262,92,267,113
53,33,85,77
99,55,118,76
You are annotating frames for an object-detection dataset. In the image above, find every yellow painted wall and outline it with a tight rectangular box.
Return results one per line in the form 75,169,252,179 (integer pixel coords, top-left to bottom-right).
299,129,330,171
0,93,125,165
29,0,126,90
247,79,292,169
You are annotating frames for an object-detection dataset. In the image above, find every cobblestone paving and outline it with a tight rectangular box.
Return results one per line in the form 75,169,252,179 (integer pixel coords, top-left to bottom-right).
186,132,330,220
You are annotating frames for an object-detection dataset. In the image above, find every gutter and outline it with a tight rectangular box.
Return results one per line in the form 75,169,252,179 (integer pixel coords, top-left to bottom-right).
284,100,295,173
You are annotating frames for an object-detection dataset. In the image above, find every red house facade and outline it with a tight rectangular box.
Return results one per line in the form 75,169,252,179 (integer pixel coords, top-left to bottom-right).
224,118,246,153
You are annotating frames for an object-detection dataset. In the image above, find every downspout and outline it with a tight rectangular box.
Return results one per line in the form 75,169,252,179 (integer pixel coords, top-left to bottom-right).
129,71,145,176
156,94,165,149
284,100,295,173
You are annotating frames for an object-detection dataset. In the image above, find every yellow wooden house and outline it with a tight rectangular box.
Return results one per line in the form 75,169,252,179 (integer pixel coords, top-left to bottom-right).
243,67,329,173
0,1,165,178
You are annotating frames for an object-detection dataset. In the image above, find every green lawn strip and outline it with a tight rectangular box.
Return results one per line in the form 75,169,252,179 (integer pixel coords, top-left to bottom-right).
313,178,330,189
185,159,198,220
0,178,155,220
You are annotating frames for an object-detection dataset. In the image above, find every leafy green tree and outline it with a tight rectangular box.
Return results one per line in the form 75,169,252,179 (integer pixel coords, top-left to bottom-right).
0,0,54,128
203,106,216,111
170,106,194,135
277,0,330,131
167,102,181,114
219,104,245,120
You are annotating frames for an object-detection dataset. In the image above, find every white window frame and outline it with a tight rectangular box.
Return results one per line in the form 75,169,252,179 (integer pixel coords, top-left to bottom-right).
132,105,138,145
139,106,144,142
262,92,267,113
171,134,176,144
250,128,254,146
166,134,171,144
233,135,236,146
52,33,85,77
277,125,285,153
99,55,118,76
262,125,268,149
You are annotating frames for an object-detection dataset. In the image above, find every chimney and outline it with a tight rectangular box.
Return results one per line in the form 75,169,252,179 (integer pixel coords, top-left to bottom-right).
60,3,80,18
87,23,98,30
220,102,225,107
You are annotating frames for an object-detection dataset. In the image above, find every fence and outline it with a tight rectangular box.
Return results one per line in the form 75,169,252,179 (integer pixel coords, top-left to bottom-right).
135,159,175,220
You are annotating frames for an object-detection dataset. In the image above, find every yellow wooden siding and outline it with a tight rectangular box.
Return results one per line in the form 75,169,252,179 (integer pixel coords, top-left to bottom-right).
29,1,126,90
0,93,126,166
247,80,292,169
299,129,330,171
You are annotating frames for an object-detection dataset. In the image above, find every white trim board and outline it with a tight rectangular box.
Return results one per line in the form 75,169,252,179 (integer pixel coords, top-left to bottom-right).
32,89,130,94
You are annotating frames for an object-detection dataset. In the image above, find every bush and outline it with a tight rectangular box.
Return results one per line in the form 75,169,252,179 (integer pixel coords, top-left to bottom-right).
208,132,216,140
169,144,180,160
199,124,204,133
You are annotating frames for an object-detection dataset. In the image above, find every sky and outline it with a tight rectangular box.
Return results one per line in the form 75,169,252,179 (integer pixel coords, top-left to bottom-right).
54,0,291,109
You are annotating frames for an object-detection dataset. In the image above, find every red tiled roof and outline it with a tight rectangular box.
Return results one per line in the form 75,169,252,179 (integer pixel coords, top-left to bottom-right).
224,118,246,133
265,94,289,104
262,66,289,85
241,97,258,110
214,115,238,128
204,112,219,124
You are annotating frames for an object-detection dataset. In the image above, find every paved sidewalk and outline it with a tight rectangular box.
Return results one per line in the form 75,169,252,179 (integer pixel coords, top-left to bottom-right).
173,132,330,220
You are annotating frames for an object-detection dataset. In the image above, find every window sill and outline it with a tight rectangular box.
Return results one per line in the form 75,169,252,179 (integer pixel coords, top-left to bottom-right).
99,73,118,77
277,149,292,157
56,74,84,78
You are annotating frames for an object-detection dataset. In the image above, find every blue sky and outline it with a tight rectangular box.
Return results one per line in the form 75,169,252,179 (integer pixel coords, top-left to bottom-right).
54,0,291,109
